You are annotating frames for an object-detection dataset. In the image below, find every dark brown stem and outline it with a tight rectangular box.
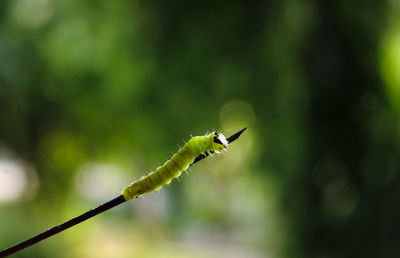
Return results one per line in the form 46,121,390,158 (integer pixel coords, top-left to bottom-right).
0,196,125,257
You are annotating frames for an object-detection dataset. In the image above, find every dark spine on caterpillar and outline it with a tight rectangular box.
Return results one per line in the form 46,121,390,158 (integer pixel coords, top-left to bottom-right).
122,135,209,200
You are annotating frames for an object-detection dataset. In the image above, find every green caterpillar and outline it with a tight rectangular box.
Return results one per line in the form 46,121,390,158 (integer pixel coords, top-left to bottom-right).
122,131,229,200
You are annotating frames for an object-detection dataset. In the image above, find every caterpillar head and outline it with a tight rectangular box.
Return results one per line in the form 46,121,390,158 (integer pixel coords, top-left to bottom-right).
210,131,228,153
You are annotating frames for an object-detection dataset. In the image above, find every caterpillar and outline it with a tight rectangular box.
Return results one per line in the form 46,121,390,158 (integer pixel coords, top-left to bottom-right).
122,131,229,200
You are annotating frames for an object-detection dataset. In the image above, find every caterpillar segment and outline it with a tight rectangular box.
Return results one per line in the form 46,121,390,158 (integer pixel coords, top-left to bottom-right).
122,131,229,200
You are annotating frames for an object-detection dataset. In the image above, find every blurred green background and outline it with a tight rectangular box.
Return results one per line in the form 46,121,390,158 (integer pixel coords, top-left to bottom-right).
1,0,400,257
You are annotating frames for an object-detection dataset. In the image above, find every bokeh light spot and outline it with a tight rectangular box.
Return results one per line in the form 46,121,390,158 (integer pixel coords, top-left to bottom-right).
381,28,400,111
0,148,38,203
11,0,54,29
220,99,256,133
75,162,128,202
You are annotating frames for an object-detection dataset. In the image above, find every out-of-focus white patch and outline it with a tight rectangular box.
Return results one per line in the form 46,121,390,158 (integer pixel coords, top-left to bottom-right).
0,148,38,203
0,159,27,202
75,162,128,202
181,225,267,258
11,0,54,29
131,189,168,221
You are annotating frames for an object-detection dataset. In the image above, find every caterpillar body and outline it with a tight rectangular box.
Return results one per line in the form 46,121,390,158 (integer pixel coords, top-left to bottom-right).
122,131,229,200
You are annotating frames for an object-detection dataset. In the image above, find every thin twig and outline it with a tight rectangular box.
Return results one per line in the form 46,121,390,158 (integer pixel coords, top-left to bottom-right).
0,127,246,257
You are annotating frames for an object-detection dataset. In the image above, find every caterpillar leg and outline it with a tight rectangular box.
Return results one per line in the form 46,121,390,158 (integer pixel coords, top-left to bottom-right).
204,151,215,157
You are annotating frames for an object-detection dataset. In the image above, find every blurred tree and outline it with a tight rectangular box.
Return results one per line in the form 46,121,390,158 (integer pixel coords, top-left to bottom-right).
298,1,400,258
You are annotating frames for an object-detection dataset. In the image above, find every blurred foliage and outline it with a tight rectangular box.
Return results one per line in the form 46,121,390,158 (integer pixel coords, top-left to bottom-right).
1,0,400,258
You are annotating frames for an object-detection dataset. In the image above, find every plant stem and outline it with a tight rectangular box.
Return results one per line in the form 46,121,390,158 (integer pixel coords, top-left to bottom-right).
0,127,246,257
0,195,125,257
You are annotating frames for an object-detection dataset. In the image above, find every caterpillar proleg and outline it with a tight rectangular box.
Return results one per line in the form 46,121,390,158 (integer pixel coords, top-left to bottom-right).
122,131,230,200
